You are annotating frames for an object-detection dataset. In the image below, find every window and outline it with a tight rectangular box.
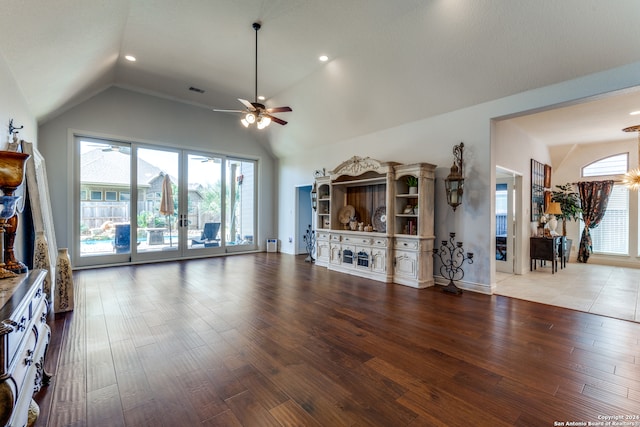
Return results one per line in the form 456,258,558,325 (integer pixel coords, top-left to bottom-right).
582,153,628,177
90,191,102,201
119,192,130,201
80,190,87,200
581,185,629,255
105,191,117,201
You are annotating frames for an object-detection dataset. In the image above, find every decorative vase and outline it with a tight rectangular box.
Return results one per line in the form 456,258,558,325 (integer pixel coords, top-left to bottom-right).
409,186,418,195
33,231,53,306
54,248,74,313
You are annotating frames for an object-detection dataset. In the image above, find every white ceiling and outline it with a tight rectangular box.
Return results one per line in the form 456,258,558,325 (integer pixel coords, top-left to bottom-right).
1,0,640,154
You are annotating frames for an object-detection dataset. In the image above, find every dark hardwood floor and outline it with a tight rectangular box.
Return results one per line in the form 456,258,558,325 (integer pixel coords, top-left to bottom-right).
34,253,640,426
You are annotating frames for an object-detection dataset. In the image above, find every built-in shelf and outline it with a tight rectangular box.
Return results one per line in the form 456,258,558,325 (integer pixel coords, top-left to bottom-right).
314,156,436,288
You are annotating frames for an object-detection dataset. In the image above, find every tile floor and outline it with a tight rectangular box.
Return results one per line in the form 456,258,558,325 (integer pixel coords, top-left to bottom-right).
494,262,640,323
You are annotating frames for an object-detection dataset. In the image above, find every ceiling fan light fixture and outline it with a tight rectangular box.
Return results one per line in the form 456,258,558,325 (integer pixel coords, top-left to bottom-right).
241,118,250,128
256,115,271,129
245,112,256,124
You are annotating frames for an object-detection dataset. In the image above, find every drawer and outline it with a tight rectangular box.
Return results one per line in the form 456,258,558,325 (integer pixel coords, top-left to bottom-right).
343,236,371,245
33,298,49,342
372,238,388,247
316,232,330,241
5,314,29,370
2,273,46,375
12,328,37,398
395,238,419,251
29,283,45,320
330,234,342,242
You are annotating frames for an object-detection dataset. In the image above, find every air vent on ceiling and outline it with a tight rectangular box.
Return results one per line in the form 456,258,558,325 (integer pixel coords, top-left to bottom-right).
189,86,205,94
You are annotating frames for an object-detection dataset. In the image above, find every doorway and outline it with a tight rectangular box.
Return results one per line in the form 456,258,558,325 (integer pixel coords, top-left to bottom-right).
296,185,313,255
496,167,522,274
73,136,257,267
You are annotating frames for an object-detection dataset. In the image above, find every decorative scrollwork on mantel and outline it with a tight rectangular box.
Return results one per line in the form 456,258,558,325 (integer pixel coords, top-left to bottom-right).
330,156,385,178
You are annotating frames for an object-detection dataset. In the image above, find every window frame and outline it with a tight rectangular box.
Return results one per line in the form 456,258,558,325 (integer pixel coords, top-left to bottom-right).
581,153,628,178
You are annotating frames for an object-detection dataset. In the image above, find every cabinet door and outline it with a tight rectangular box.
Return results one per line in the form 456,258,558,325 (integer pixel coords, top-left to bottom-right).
371,247,387,274
329,243,342,266
394,250,418,280
317,240,330,263
355,246,371,271
341,244,356,268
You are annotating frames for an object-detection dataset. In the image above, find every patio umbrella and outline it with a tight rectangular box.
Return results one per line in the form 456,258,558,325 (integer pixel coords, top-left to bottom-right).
159,173,174,246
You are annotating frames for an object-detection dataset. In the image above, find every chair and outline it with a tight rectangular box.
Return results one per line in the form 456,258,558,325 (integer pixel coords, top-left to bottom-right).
192,222,220,246
113,223,130,253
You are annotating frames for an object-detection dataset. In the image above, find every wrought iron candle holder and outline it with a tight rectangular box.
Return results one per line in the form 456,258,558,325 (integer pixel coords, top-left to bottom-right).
433,232,474,295
303,224,316,262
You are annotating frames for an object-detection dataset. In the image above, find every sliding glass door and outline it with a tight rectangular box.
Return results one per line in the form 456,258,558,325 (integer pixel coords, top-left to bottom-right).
185,153,224,256
225,158,256,252
134,146,182,262
74,136,257,267
77,139,132,265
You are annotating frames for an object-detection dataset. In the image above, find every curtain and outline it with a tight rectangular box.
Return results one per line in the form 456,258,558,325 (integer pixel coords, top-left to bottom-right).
576,180,614,263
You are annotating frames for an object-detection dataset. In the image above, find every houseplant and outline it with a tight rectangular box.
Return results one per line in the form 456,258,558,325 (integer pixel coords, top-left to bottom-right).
551,183,582,236
406,176,418,194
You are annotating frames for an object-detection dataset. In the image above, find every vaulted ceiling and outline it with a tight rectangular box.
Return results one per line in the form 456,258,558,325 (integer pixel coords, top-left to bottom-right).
1,1,640,156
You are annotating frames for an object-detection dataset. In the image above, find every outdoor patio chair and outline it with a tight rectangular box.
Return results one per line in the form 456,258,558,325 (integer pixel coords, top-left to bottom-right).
192,222,220,246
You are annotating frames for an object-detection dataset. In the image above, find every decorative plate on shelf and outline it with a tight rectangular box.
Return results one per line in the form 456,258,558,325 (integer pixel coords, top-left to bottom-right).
338,205,355,225
373,206,386,233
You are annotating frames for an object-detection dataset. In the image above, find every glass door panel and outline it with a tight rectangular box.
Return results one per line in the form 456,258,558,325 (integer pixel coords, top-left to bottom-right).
74,137,259,267
135,147,180,258
77,139,132,265
226,158,257,251
186,154,224,254
496,178,515,273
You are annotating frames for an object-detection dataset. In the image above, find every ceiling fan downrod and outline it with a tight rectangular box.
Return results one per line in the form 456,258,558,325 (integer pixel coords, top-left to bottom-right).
253,22,260,104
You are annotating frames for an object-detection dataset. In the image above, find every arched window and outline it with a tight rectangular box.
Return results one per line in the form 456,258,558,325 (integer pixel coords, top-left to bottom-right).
581,153,628,177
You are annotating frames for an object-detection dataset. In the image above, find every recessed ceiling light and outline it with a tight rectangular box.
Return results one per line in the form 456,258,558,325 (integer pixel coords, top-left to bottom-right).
125,55,136,62
319,55,329,62
258,95,265,101
630,110,640,116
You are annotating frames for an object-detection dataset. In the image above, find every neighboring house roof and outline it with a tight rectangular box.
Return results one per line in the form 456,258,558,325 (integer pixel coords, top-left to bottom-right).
81,149,174,186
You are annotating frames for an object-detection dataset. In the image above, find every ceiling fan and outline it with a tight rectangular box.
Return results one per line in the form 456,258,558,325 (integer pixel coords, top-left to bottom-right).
213,22,292,129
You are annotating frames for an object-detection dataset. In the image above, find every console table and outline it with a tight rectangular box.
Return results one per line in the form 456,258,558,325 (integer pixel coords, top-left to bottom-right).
0,270,50,426
530,236,566,274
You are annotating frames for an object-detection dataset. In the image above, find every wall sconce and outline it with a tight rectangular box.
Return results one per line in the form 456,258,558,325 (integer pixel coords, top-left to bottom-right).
445,142,465,211
311,181,317,211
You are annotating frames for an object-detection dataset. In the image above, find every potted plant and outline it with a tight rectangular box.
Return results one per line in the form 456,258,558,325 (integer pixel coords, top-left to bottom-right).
551,183,582,236
406,176,418,194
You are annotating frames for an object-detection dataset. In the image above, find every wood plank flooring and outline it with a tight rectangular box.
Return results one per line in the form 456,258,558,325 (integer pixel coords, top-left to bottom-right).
34,253,640,426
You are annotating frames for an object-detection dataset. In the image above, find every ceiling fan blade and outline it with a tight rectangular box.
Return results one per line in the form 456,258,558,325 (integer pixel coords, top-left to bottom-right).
213,108,244,113
264,114,288,126
238,99,256,111
266,106,292,113
267,107,293,113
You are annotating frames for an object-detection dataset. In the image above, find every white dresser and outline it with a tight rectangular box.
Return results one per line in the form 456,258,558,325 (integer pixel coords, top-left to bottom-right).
0,270,50,427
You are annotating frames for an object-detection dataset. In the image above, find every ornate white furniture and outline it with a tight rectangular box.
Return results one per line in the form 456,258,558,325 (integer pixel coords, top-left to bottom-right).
0,270,50,427
315,156,436,288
